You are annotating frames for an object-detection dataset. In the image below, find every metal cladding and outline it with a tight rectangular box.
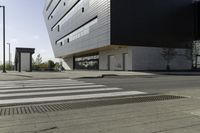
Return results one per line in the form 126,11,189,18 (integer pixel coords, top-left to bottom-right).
44,0,110,58
44,0,196,58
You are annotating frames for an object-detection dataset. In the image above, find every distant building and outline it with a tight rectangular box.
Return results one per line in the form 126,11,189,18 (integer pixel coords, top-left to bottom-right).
44,0,199,71
14,48,35,72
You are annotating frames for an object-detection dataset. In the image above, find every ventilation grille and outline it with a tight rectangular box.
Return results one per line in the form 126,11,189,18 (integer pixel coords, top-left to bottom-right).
0,95,185,116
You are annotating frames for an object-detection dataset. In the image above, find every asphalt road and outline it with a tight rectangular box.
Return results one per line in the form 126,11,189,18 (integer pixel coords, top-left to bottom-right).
80,75,200,94
0,75,199,106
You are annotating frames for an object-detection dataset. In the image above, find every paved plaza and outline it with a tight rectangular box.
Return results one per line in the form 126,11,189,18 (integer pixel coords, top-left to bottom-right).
0,96,200,133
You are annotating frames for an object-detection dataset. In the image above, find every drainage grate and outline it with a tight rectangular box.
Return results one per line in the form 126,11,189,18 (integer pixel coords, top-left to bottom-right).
0,95,185,116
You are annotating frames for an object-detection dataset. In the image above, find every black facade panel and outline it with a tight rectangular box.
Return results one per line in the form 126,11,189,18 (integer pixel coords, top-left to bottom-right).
195,1,200,40
111,0,195,48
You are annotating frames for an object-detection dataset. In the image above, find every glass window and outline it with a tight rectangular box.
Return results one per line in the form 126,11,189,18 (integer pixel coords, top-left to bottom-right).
75,54,99,70
56,17,98,45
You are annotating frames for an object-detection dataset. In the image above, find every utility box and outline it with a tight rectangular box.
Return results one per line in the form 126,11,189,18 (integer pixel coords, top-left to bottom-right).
15,48,35,72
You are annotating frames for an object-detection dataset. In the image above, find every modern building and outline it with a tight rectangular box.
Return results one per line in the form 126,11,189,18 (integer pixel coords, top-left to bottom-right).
14,48,35,72
44,0,200,71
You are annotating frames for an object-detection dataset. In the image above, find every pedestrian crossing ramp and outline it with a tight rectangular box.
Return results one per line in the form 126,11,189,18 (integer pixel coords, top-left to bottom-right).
0,79,147,106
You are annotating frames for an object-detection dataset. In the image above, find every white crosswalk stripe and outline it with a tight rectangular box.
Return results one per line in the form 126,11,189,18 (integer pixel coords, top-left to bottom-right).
0,88,122,97
0,83,96,89
0,79,147,105
0,85,106,93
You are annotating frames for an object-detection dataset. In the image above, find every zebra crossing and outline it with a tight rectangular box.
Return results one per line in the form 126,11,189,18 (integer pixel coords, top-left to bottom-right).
0,79,147,106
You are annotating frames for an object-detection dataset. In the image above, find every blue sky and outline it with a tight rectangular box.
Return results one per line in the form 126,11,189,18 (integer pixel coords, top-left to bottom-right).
0,0,57,64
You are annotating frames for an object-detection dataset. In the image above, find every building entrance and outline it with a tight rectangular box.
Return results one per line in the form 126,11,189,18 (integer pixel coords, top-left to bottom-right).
108,55,115,71
123,53,129,71
74,54,99,70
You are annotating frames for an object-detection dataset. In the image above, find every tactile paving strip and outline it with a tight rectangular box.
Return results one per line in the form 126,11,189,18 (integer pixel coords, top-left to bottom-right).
0,95,185,116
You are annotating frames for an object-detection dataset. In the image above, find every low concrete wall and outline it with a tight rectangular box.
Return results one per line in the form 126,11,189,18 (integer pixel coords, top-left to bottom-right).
132,46,192,70
99,47,133,71
63,57,73,70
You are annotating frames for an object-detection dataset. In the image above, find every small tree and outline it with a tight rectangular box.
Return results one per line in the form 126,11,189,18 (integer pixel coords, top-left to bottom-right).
54,62,65,71
35,54,42,66
48,60,55,69
161,48,177,71
39,63,48,70
6,63,14,71
32,58,37,70
32,54,43,71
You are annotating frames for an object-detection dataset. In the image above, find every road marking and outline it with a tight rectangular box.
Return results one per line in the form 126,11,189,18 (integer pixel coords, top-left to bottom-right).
0,79,74,84
0,85,106,93
0,79,147,105
0,91,147,105
0,83,95,89
0,78,73,82
0,88,122,97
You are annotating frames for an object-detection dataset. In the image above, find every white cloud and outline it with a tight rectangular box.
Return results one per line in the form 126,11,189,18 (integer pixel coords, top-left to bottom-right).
33,35,40,40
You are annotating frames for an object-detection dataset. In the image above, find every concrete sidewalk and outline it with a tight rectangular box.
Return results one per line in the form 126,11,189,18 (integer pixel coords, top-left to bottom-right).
0,92,200,133
0,71,200,81
0,71,156,81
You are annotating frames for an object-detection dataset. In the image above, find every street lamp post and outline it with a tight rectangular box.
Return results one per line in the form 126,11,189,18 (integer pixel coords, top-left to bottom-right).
0,5,6,73
7,43,10,69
